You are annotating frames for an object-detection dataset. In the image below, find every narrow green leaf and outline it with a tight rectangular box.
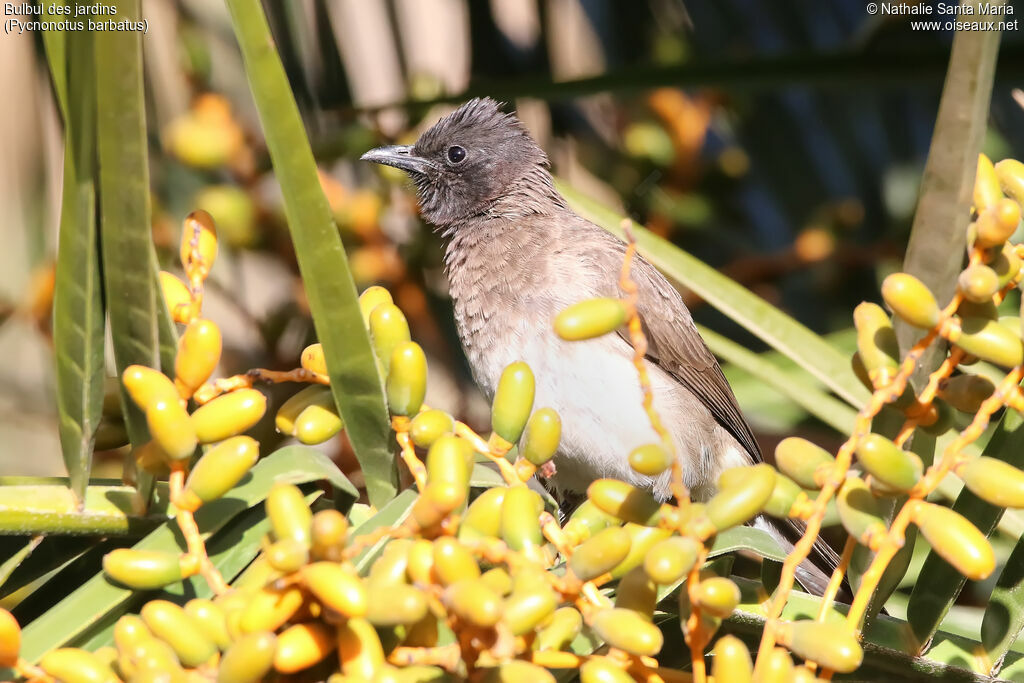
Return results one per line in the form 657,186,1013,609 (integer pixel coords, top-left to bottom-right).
225,0,396,507
0,537,43,592
50,22,104,500
700,325,857,435
94,0,160,453
907,410,1024,649
982,536,1024,676
0,537,95,602
351,489,418,574
709,526,786,563
72,490,323,652
19,445,351,661
893,15,1002,389
558,183,871,410
0,483,169,536
153,242,178,373
40,1,68,119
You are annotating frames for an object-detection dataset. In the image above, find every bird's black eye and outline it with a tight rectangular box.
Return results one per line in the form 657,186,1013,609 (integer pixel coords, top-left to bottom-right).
446,145,467,164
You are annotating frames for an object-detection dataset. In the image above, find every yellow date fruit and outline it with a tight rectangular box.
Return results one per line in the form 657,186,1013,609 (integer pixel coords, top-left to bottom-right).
386,341,427,416
273,622,335,674
491,362,535,444
853,302,899,374
586,479,663,526
569,526,632,581
432,536,481,586
180,435,259,511
123,365,179,412
579,659,635,683
590,608,663,657
693,576,741,618
554,297,628,341
628,443,671,477
500,485,545,555
522,407,561,466
855,433,922,492
147,398,197,461
0,608,19,668
217,631,276,683
939,373,995,413
239,584,305,633
780,620,863,673
774,437,834,489
267,482,312,546
370,303,411,376
179,209,218,277
501,585,558,636
140,599,217,667
408,409,455,448
311,508,349,561
366,582,428,626
184,598,230,651
174,318,222,396
535,606,583,652
706,464,776,531
103,549,195,590
190,388,267,444
458,486,507,542
302,562,367,617
444,579,504,628
276,384,333,435
159,271,191,323
958,264,1000,303
482,661,556,683
643,536,699,585
881,273,940,329
837,476,887,543
915,502,995,580
951,316,1024,368
358,286,394,326
40,648,119,683
337,617,385,679
711,634,752,683
960,456,1024,508
300,342,327,376
615,567,657,618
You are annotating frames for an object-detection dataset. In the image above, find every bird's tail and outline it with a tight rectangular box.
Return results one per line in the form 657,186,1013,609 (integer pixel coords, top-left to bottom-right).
755,515,849,600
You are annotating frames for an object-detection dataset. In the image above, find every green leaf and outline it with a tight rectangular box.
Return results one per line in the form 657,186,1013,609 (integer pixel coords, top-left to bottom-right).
708,526,786,563
94,0,160,460
700,326,857,435
0,537,43,592
72,489,323,652
50,21,104,500
907,410,1024,650
982,535,1024,676
41,2,68,120
226,0,396,507
893,21,1001,389
351,489,418,574
558,183,871,411
18,445,351,661
0,482,168,536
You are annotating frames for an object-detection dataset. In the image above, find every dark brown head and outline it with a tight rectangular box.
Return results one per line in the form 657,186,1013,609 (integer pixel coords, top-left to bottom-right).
361,98,556,228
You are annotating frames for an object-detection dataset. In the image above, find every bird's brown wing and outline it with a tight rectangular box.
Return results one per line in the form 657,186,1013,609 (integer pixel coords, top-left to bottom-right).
589,232,762,463
587,228,844,595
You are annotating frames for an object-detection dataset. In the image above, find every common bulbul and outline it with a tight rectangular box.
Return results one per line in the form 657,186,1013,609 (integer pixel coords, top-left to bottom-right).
362,97,838,595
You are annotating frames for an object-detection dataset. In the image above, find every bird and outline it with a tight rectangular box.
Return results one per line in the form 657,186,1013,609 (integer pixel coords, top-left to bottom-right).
362,97,838,595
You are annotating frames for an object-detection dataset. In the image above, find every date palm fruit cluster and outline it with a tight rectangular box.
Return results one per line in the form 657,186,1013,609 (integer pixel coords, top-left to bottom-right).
7,156,1024,682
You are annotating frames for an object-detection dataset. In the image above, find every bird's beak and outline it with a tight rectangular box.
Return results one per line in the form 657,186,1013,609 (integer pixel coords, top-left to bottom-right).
360,145,432,174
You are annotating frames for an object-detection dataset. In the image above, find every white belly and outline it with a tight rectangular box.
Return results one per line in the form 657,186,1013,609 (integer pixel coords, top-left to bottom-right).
470,325,739,500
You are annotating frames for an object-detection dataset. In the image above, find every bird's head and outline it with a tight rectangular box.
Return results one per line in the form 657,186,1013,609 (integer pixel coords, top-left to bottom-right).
361,98,551,228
